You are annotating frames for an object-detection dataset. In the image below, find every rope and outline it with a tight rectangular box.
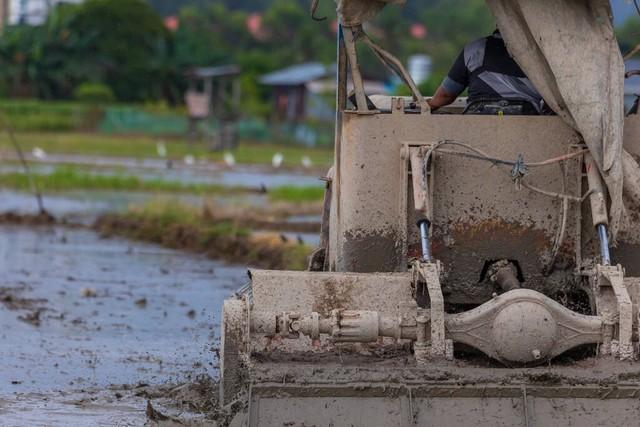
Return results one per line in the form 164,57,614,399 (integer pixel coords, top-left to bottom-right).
424,140,589,202
428,142,587,168
545,161,570,274
423,140,590,275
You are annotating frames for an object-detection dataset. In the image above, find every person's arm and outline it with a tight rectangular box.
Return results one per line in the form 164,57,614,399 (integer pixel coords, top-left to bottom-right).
428,86,458,110
428,49,468,111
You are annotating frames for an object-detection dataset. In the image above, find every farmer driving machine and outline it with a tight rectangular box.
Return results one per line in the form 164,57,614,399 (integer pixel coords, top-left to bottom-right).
219,1,640,425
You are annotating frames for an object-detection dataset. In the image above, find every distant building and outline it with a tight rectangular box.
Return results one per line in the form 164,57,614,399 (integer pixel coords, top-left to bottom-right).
260,62,334,123
184,65,241,150
0,0,9,31
409,23,427,40
164,15,178,32
9,0,83,26
260,62,389,123
408,54,432,86
246,13,267,41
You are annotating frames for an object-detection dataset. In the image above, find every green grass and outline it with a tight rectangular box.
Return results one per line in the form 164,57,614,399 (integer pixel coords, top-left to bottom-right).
0,99,186,132
0,166,326,202
124,201,251,241
128,200,206,225
0,131,334,168
268,185,325,202
0,100,93,131
0,166,230,194
96,200,312,270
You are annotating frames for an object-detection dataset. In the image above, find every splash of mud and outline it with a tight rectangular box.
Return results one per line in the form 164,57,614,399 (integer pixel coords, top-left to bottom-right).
140,376,230,426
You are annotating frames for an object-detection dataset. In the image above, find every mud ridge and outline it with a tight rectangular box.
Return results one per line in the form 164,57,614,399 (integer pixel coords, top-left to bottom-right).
0,211,57,226
94,213,312,270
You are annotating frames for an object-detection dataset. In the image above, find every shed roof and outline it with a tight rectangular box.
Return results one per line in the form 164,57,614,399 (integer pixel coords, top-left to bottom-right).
187,65,241,79
260,62,335,86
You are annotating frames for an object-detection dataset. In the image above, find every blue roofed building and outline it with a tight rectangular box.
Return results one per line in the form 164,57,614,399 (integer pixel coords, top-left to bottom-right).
260,62,335,123
259,62,389,146
260,62,389,123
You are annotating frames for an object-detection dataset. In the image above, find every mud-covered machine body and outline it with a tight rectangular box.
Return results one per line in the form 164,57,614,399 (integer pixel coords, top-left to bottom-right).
220,4,640,427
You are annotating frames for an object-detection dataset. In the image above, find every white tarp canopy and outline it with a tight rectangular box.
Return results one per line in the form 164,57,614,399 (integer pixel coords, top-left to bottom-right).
485,0,640,239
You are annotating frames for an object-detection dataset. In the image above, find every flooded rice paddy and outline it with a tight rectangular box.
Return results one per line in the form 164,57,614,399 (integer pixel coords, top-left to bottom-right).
0,154,324,425
0,225,246,425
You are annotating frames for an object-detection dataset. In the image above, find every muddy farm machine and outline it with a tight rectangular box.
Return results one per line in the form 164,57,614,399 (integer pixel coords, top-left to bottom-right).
219,1,640,425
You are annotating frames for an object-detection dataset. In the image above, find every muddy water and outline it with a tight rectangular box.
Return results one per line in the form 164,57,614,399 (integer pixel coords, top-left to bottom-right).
0,225,246,425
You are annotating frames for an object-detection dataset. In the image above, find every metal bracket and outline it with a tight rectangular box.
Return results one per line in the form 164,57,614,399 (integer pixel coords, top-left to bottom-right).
342,23,428,115
342,25,369,114
597,264,633,360
412,260,447,359
409,146,431,220
391,97,405,115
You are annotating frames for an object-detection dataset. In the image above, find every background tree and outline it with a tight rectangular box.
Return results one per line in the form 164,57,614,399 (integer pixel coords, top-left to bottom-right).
68,0,171,102
3,0,631,110
617,15,640,54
